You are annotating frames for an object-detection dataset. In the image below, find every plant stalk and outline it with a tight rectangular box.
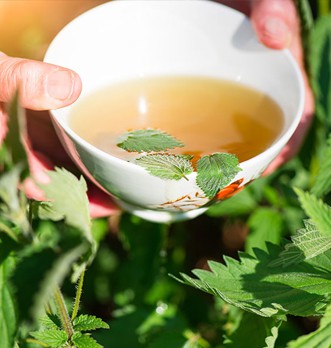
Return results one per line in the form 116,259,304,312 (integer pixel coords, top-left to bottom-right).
54,286,74,339
71,269,85,321
26,338,49,347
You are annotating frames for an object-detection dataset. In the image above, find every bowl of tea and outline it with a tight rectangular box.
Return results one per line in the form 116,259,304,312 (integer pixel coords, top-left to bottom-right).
44,0,304,223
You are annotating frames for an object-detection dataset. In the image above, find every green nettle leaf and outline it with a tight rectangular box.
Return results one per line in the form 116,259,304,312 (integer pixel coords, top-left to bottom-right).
287,304,331,348
38,168,92,243
0,165,22,211
136,154,194,180
271,220,331,267
246,208,284,253
196,153,241,198
0,258,17,348
117,129,184,153
39,314,62,330
295,188,331,238
71,332,103,348
312,136,331,197
0,165,30,237
30,329,68,348
224,312,280,348
73,314,110,332
264,326,280,348
172,244,331,318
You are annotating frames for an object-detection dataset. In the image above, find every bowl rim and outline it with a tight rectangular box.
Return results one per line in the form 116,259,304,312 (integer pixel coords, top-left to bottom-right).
45,0,305,174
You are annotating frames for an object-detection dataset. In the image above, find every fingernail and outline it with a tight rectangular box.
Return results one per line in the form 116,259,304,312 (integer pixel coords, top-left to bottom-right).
46,69,75,101
263,17,291,47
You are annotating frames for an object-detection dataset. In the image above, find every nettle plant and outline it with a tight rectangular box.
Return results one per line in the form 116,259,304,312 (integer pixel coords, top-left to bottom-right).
1,1,331,347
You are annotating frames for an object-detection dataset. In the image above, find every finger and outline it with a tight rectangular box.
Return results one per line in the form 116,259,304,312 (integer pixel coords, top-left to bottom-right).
87,184,120,218
0,52,82,110
250,0,299,49
263,73,315,175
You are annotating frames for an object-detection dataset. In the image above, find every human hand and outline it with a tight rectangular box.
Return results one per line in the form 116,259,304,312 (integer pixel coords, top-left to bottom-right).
251,0,314,174
220,0,314,174
0,52,118,217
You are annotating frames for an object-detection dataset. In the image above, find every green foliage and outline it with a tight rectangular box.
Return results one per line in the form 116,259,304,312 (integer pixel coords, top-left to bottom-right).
73,315,109,332
0,98,109,347
30,329,68,348
0,257,17,348
245,208,284,253
71,332,103,348
38,168,92,241
196,153,241,198
207,186,258,217
295,188,331,237
3,92,28,167
311,136,331,196
3,1,331,347
271,220,331,266
136,154,194,181
0,164,30,240
174,243,331,318
224,312,280,348
116,129,184,153
119,128,241,200
310,14,331,125
287,304,331,347
12,245,86,324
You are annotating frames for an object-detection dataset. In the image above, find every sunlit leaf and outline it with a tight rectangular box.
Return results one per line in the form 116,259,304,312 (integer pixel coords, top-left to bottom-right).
38,168,92,243
73,314,109,332
71,332,103,348
136,154,193,180
117,129,183,153
295,188,331,238
196,153,241,198
30,329,68,348
173,244,331,317
271,220,331,267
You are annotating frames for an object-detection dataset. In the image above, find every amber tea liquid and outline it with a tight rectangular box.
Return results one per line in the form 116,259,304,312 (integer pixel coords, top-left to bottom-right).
69,76,284,162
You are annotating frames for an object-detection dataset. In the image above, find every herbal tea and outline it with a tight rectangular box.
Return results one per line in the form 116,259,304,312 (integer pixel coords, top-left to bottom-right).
69,76,284,162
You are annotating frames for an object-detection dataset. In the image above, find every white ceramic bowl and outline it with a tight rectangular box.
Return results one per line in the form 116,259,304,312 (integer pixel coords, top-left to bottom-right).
44,0,304,223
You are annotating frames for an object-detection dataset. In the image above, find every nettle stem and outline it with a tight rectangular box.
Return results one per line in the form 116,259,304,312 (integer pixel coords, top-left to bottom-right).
71,269,85,321
26,338,49,347
54,286,74,339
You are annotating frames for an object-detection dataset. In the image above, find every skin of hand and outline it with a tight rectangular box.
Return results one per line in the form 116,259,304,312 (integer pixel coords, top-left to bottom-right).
0,52,118,217
0,0,314,217
250,0,314,174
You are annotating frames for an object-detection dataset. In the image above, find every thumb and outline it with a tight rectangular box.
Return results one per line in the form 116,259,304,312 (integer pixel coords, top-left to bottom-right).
250,0,299,50
0,52,82,110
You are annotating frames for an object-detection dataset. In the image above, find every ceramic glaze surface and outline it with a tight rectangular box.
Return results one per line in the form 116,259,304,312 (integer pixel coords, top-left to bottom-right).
45,0,304,222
